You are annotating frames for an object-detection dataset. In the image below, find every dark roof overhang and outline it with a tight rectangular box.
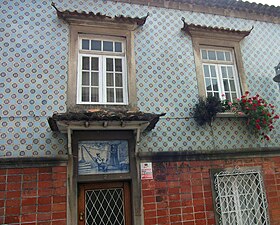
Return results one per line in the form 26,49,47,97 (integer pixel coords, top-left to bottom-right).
181,18,253,41
48,110,166,133
51,2,148,28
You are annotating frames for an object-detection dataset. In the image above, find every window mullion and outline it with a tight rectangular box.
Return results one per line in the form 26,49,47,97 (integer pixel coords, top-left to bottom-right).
101,56,106,104
217,65,225,100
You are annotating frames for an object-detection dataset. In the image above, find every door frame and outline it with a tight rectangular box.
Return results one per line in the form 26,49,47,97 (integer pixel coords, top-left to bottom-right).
67,130,143,225
78,181,132,225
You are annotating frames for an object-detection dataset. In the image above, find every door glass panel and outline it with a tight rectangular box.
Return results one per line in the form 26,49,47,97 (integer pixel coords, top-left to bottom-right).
85,188,125,225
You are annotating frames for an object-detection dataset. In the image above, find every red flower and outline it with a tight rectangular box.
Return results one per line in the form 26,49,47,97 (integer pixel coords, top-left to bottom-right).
245,91,250,95
274,115,280,119
255,124,261,130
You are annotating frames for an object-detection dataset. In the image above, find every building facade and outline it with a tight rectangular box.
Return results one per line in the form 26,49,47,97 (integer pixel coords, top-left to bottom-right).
0,0,280,224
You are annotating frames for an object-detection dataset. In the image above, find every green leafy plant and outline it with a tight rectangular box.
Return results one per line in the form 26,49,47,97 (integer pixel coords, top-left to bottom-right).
193,96,225,126
230,91,279,140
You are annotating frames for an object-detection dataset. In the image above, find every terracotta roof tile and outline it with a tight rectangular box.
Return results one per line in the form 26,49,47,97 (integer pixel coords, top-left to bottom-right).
51,2,149,26
48,110,166,132
176,0,280,17
181,18,253,38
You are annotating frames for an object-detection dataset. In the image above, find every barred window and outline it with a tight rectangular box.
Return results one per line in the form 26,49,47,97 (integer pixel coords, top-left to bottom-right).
213,168,269,225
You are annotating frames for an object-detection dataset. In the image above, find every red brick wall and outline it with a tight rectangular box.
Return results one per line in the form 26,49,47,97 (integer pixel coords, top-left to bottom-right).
142,157,280,225
0,165,67,225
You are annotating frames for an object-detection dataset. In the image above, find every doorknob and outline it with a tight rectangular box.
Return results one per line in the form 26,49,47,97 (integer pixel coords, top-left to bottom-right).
79,212,84,221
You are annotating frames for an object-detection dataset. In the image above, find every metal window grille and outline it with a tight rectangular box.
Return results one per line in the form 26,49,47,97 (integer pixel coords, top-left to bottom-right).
85,188,125,225
214,168,269,225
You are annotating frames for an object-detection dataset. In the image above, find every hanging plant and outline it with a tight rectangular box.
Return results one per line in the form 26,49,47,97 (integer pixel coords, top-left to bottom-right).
230,91,279,140
193,96,225,126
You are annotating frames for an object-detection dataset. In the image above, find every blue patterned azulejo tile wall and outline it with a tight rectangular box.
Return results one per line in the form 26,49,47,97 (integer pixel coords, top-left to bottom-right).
0,0,279,157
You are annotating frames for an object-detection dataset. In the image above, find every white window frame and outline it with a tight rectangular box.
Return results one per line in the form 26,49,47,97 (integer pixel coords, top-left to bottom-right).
213,168,270,225
77,35,128,105
201,47,242,102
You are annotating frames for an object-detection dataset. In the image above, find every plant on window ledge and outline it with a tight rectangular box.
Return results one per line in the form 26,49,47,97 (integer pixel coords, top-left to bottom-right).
230,91,279,140
193,96,226,126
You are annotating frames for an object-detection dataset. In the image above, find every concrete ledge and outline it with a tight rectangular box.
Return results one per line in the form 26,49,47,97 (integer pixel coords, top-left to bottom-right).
0,157,68,169
138,147,280,162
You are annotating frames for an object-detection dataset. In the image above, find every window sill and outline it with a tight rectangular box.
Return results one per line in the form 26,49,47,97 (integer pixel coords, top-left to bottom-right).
216,112,246,118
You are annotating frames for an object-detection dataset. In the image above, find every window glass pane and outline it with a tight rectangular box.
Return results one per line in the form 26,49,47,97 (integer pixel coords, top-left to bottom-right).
203,65,210,77
206,92,212,97
91,57,99,71
106,58,113,71
225,52,231,61
201,50,207,59
82,57,90,70
228,67,234,78
217,51,225,61
103,41,113,51
82,72,89,85
225,93,231,100
91,72,99,86
91,88,99,102
115,59,122,72
232,93,237,100
212,79,218,91
116,89,123,102
91,40,101,51
224,80,229,91
230,80,236,91
107,88,114,102
205,78,211,91
106,73,114,86
214,92,219,98
210,65,216,77
82,87,89,102
115,42,122,52
82,39,89,50
115,73,123,87
208,51,216,60
221,66,227,78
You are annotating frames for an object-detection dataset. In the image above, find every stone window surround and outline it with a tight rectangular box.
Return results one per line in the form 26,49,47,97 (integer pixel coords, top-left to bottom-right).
68,23,138,111
191,32,248,98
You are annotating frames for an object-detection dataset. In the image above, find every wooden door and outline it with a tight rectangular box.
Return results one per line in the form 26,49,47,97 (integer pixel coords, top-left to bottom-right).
78,182,131,225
